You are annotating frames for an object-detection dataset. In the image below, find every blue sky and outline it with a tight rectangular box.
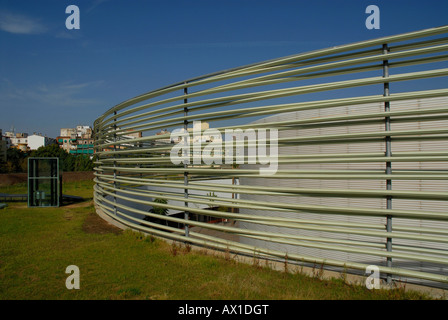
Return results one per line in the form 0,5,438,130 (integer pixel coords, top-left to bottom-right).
0,0,447,138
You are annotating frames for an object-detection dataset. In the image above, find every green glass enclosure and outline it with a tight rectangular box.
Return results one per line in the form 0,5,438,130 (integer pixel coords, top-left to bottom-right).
28,157,61,207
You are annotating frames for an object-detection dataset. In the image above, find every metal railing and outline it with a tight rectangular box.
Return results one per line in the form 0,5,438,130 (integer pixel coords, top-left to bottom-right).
94,26,448,288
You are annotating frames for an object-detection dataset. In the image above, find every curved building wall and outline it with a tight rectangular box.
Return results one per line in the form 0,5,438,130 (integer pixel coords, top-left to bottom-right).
93,26,448,288
239,96,448,286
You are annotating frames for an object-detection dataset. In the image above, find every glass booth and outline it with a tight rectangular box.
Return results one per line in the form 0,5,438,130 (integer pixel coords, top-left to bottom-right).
28,157,61,207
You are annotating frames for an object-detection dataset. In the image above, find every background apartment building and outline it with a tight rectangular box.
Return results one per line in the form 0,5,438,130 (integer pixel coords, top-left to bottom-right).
57,125,94,157
4,131,28,152
2,129,55,152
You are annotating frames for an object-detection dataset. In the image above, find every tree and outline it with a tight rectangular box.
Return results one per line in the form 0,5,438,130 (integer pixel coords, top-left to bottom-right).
31,144,70,171
0,158,7,173
143,198,168,226
206,191,217,209
151,198,168,216
31,143,66,158
63,155,75,172
74,155,94,171
30,144,94,172
5,148,28,173
0,144,94,173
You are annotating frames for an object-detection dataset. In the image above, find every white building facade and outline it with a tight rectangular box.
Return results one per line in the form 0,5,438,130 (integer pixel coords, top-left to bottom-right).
28,134,56,150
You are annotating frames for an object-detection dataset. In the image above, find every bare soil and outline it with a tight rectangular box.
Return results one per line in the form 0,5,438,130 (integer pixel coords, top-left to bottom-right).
82,209,123,235
0,171,94,187
0,173,27,186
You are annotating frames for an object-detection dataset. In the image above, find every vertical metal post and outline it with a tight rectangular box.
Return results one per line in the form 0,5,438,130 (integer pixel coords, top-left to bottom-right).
113,110,117,216
383,44,393,285
183,83,189,238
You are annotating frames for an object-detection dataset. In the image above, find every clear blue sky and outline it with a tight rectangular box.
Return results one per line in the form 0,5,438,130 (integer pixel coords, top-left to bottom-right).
0,0,447,138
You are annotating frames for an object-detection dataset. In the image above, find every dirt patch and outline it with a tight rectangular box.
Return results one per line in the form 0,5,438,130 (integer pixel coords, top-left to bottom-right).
0,171,94,187
82,212,123,235
61,171,95,183
0,173,27,186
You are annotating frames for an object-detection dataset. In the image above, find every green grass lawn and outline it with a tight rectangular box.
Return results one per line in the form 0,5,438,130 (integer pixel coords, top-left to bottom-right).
0,180,435,300
0,179,95,200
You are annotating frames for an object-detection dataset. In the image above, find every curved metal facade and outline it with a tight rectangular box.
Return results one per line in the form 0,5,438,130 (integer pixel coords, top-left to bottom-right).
94,26,448,288
239,96,448,287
